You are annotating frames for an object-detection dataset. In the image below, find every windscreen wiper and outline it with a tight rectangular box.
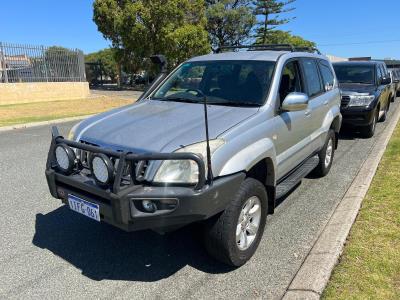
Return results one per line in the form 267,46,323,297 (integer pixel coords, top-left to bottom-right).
206,100,261,107
154,96,203,104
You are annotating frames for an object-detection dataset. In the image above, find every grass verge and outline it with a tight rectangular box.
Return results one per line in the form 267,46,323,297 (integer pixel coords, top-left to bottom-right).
0,97,133,127
323,124,400,299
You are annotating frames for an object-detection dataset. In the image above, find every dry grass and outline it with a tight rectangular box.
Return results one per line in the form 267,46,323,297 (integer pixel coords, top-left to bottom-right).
323,124,400,300
0,97,133,127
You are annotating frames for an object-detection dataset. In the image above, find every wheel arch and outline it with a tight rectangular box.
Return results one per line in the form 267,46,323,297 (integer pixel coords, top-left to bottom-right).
246,157,276,215
330,115,341,149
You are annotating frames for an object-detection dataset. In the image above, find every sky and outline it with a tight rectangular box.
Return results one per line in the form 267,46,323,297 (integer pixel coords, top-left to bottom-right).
0,0,399,59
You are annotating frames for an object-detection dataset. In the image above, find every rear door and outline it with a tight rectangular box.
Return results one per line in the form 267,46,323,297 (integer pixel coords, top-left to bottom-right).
300,58,327,153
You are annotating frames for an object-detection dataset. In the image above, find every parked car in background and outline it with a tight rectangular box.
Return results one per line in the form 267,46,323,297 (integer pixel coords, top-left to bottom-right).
333,61,392,137
46,45,342,266
389,70,398,102
389,68,400,97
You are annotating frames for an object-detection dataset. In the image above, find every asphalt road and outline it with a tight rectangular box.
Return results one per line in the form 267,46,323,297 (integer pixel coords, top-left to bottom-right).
0,100,398,299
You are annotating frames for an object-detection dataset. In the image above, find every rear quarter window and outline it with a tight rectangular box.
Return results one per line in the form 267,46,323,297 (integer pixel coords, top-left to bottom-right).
302,59,323,97
318,60,335,91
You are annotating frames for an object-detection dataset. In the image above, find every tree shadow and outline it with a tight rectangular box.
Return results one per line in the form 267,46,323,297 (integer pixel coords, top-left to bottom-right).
32,206,233,282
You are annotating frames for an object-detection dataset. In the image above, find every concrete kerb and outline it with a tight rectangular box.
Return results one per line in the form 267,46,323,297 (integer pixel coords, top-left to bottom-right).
0,115,94,133
283,102,400,299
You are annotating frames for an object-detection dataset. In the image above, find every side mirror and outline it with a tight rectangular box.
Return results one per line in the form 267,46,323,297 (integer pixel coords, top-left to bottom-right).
150,54,168,73
281,92,309,112
381,77,391,85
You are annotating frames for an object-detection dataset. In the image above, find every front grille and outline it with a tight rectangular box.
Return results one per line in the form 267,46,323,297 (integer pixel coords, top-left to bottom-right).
132,160,149,183
341,96,350,109
76,141,97,169
75,140,149,187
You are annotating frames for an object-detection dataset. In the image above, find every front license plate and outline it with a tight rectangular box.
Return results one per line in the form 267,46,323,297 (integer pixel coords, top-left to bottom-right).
68,194,100,222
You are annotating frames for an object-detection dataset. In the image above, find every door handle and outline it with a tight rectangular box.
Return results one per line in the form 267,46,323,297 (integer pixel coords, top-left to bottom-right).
305,109,311,116
323,100,329,106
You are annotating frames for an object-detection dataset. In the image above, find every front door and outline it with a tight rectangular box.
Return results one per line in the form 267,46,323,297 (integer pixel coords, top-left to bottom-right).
273,59,313,180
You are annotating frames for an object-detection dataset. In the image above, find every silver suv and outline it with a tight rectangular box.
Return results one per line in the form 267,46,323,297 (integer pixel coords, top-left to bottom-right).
45,45,342,266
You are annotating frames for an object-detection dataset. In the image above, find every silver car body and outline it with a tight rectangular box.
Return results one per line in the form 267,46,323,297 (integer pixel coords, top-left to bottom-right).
72,50,342,186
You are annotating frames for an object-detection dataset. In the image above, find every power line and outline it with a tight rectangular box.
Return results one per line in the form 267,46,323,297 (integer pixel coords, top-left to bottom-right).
319,39,400,47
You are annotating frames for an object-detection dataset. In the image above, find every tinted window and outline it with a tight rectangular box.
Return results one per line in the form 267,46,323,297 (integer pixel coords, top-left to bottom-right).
279,60,304,103
381,64,389,78
302,59,323,97
318,60,335,91
379,65,387,78
333,65,375,84
152,60,276,106
377,66,383,82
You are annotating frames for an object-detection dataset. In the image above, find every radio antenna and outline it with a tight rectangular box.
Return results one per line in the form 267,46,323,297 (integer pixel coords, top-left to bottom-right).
203,93,213,184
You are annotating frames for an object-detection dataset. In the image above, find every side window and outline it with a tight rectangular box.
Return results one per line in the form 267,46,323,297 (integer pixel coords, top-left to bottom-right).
382,64,389,78
302,59,323,97
278,60,303,104
377,66,383,83
318,60,335,91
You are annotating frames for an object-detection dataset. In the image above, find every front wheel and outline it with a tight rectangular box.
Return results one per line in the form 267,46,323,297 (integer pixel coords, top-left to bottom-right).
379,103,388,122
203,178,267,267
361,110,378,138
312,129,335,177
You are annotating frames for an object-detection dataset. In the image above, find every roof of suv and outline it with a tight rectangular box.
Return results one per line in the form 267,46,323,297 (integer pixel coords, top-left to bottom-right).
188,50,321,62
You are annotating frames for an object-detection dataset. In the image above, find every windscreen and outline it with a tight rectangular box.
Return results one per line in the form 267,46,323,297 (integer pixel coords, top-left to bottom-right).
152,60,276,107
333,65,375,84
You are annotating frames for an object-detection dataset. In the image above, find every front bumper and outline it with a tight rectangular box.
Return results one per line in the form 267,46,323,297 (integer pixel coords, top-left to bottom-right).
45,126,245,232
46,169,245,232
341,106,376,127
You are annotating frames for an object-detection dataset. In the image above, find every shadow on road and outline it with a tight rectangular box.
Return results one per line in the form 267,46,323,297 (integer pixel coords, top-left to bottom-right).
32,206,233,282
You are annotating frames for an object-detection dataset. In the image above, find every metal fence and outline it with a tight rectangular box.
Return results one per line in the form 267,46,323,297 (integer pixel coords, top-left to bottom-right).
0,42,86,83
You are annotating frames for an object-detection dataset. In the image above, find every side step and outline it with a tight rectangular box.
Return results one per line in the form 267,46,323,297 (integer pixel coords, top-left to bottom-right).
276,155,319,199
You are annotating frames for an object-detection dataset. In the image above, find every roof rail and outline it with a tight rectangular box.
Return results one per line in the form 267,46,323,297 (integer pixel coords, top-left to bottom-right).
214,44,321,55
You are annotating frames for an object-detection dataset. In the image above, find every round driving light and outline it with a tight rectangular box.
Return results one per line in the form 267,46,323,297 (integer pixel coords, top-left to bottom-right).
90,153,114,185
142,200,157,213
54,144,75,174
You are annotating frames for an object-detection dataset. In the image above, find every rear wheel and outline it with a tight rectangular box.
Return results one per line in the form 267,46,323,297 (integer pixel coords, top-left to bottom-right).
203,178,267,267
312,129,335,177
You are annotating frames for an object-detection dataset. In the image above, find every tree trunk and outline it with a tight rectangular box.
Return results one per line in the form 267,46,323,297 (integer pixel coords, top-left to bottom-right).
117,62,122,88
262,9,269,44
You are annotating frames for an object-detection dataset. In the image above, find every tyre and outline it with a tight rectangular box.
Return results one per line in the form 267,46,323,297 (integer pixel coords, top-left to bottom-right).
361,109,378,138
312,129,335,177
379,103,388,122
203,178,267,267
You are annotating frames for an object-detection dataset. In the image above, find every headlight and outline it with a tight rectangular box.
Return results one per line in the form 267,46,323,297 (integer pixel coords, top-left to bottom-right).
90,153,114,185
348,95,375,107
67,121,82,140
54,144,76,174
153,139,225,184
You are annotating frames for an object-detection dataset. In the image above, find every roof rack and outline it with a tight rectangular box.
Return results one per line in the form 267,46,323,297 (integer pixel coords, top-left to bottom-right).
214,44,321,55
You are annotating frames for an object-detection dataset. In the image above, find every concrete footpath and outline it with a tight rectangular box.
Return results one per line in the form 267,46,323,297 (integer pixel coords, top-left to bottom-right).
283,102,400,300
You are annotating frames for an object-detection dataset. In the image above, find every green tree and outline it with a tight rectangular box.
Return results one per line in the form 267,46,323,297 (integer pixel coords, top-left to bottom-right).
253,0,296,44
85,48,118,81
257,30,315,47
93,0,210,69
206,0,256,48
